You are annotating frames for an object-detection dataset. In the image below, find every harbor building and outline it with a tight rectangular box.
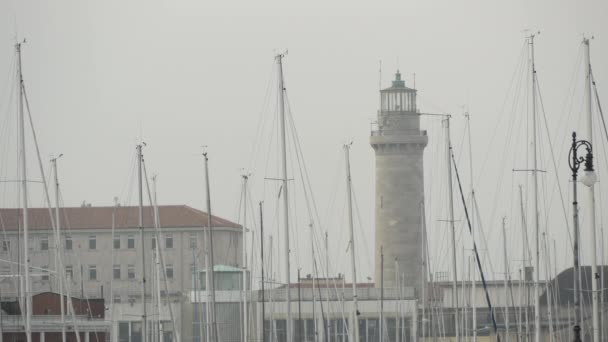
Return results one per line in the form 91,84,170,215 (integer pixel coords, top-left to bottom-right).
0,205,243,342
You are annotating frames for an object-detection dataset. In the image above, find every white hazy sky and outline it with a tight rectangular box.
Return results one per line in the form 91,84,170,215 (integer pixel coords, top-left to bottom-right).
0,0,607,285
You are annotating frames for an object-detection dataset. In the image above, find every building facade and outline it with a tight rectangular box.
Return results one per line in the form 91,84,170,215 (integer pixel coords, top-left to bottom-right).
0,205,242,342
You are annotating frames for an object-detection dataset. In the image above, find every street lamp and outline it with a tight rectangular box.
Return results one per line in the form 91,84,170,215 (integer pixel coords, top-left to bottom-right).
568,131,596,342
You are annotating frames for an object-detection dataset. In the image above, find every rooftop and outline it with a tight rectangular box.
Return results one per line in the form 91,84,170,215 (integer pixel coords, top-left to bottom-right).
0,205,241,231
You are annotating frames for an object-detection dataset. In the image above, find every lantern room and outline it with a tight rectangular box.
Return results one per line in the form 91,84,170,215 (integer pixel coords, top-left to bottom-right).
380,70,417,113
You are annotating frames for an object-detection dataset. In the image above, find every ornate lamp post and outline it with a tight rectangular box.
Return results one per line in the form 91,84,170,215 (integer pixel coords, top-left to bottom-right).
569,131,597,342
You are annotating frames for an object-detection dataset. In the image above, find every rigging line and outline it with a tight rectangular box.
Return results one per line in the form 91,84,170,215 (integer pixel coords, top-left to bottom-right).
21,83,55,230
590,70,608,146
535,76,574,250
283,94,327,245
248,63,278,171
485,55,529,254
351,183,373,281
451,151,501,342
473,40,528,190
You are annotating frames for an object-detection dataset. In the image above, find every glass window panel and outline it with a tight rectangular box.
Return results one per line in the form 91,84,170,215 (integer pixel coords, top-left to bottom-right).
131,322,142,342
165,234,173,249
41,266,49,280
118,322,129,342
128,265,136,279
89,236,96,250
387,318,396,342
367,319,379,342
114,237,120,249
275,319,287,342
189,233,197,249
40,236,49,251
89,265,97,280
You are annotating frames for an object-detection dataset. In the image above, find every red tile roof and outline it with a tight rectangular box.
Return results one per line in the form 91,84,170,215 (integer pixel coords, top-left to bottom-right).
0,205,241,231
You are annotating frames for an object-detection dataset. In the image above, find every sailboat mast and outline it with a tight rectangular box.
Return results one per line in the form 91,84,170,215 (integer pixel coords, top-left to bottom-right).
518,185,530,341
310,223,317,342
16,42,32,342
276,52,292,342
502,218,510,342
152,177,164,342
444,116,460,342
528,34,541,342
325,232,329,342
420,202,427,341
380,246,384,342
52,156,67,342
242,175,249,342
583,37,600,342
137,144,148,342
343,144,359,342
260,202,265,342
203,152,219,342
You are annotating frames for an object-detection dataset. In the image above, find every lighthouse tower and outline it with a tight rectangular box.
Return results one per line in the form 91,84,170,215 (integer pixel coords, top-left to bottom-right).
370,70,427,291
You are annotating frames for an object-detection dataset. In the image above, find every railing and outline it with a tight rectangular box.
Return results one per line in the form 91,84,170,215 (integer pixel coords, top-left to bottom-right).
190,287,416,303
370,129,427,137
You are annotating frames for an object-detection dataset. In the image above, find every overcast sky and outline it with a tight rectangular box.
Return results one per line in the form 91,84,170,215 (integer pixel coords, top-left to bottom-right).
0,0,607,285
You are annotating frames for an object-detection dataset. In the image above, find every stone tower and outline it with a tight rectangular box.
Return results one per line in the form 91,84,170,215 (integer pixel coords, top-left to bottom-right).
370,71,427,291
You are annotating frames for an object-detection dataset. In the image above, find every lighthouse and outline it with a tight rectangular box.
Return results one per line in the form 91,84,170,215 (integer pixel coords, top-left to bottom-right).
370,70,427,291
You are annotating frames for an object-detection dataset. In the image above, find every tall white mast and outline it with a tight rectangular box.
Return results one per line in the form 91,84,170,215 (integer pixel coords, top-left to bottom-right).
203,152,219,342
465,112,477,342
444,116,460,342
420,202,427,342
528,34,541,342
343,144,359,342
583,37,600,342
137,144,148,342
52,156,67,342
16,42,32,342
502,218,510,342
152,177,164,342
276,52,292,342
242,174,249,342
310,223,317,342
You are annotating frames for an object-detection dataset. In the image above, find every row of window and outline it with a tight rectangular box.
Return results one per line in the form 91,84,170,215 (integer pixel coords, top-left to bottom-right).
263,318,412,342
1,264,177,282
0,232,202,252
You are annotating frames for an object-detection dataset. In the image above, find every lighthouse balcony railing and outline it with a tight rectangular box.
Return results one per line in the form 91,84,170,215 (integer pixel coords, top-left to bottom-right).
370,129,427,137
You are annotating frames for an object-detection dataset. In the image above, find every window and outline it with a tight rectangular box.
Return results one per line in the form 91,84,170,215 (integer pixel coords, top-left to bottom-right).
166,264,174,279
152,237,156,250
89,235,96,250
165,234,173,249
40,236,49,251
128,265,135,279
114,236,120,249
189,233,197,249
41,266,49,281
1,240,9,252
113,265,121,280
127,234,135,249
65,236,72,250
113,295,122,304
65,265,73,279
119,322,129,342
89,265,97,280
